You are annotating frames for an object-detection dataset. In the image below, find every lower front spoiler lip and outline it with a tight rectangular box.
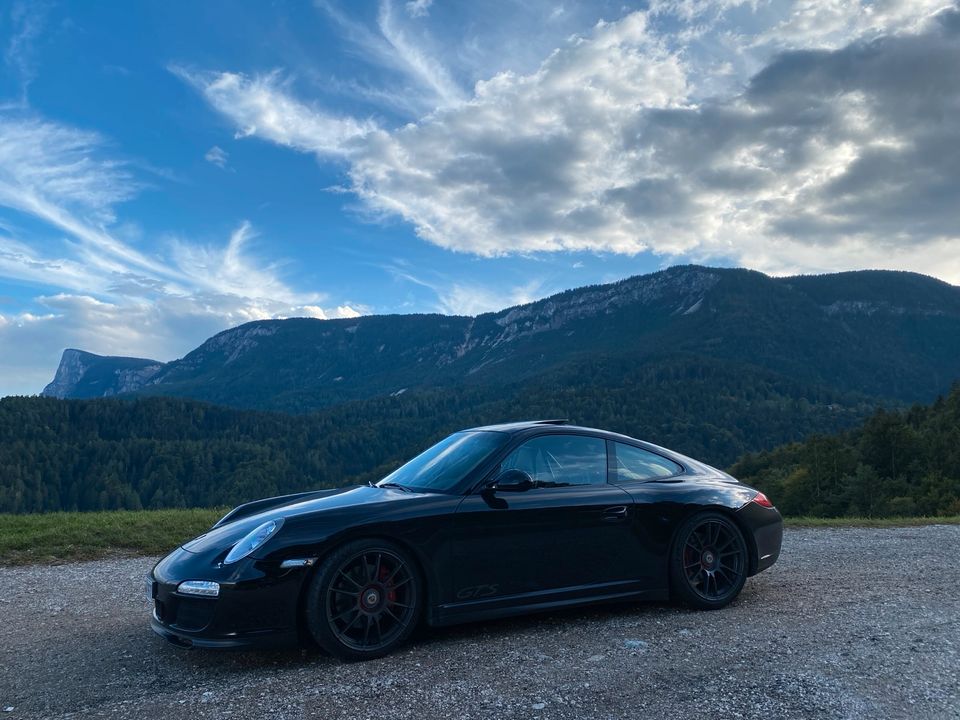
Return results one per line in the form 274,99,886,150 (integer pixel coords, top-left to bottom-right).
150,615,298,649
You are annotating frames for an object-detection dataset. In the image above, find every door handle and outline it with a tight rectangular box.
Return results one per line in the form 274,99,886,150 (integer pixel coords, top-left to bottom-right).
603,505,628,521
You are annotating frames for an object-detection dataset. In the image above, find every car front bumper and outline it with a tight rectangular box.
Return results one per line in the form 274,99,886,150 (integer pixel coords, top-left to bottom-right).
148,547,311,649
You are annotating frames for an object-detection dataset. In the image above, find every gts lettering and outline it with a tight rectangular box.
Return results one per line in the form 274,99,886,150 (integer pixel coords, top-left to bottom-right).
456,584,499,600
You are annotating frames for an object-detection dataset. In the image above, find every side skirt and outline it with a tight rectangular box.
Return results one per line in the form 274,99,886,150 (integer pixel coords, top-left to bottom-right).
429,582,669,627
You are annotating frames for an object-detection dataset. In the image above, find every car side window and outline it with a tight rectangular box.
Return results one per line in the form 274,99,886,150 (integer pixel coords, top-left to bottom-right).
500,434,607,486
614,443,683,481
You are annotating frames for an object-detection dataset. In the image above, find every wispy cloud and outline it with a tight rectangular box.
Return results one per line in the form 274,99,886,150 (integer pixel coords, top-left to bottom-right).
376,0,464,107
0,114,174,281
405,0,433,18
382,262,546,315
2,1,48,105
173,67,377,156
435,280,545,316
204,145,228,168
0,112,362,395
0,115,137,222
317,0,464,111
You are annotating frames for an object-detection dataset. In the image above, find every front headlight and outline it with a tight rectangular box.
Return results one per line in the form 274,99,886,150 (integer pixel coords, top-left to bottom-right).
223,519,282,564
178,580,220,597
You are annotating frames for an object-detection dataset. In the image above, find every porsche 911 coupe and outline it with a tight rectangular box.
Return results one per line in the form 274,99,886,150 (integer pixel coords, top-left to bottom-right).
148,420,782,660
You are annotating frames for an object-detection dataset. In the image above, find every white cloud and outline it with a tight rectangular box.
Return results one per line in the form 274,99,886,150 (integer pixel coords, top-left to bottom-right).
182,3,960,284
753,0,949,50
173,67,377,156
381,262,546,315
0,236,103,293
333,304,362,318
0,115,137,223
405,0,433,18
346,11,690,256
168,221,310,303
204,145,228,168
0,114,178,283
435,280,545,316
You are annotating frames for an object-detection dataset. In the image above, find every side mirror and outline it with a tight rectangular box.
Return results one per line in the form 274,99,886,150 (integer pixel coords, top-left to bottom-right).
490,469,535,492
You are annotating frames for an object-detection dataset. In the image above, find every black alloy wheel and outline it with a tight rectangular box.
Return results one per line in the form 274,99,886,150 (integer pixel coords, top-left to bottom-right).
670,511,748,609
306,539,421,660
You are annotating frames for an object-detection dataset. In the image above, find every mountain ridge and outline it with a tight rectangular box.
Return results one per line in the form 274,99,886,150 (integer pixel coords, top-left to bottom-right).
40,265,960,412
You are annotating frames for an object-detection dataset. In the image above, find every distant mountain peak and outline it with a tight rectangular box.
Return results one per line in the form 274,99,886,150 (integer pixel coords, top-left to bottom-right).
42,349,163,399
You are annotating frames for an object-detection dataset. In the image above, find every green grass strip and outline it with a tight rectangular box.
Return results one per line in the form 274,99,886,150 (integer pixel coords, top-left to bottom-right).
0,508,225,565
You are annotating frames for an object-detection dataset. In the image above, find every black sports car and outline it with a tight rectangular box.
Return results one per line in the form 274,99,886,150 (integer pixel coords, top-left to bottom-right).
149,420,782,660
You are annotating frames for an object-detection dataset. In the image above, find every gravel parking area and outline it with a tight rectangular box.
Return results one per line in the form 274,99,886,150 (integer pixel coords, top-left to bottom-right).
1,526,958,719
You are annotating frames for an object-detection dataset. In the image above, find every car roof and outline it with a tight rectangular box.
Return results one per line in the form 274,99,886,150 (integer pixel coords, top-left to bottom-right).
465,420,639,443
466,419,573,433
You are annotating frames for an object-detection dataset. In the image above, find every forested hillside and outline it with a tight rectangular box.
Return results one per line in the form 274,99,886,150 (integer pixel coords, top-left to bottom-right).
3,383,958,516
732,385,960,517
1,360,873,513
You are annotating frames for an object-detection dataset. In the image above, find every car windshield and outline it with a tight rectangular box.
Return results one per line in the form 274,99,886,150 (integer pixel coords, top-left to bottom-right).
377,431,506,493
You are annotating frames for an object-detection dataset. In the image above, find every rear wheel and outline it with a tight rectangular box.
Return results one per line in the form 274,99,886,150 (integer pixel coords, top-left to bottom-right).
670,511,748,610
305,539,421,661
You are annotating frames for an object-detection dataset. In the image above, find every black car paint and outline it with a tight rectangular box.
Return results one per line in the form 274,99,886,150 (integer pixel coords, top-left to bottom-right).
149,423,783,648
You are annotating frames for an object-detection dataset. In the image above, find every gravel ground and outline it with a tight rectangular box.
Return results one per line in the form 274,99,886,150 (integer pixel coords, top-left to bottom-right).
1,526,958,720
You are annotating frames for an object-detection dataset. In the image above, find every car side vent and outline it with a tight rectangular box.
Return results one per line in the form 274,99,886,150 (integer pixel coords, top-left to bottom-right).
533,419,571,425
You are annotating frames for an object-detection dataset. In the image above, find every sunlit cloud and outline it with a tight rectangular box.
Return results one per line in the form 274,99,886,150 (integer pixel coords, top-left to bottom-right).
181,3,960,283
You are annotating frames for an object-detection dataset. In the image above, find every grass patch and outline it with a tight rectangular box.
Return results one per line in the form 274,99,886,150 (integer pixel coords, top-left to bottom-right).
784,515,960,528
0,508,225,565
1,509,959,566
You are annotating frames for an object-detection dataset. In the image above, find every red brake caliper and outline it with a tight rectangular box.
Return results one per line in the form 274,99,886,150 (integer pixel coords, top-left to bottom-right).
380,565,397,603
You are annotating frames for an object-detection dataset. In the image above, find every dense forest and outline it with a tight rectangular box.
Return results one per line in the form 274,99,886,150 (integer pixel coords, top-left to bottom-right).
732,384,960,517
0,358,878,514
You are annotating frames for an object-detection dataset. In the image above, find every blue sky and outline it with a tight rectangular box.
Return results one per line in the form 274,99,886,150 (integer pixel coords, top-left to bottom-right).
1,0,958,396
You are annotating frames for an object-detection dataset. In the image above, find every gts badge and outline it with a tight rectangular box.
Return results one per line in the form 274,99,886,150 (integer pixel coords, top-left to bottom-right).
456,584,499,600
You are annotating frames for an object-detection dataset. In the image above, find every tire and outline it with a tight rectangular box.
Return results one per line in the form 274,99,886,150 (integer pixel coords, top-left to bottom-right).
670,511,748,610
305,538,422,661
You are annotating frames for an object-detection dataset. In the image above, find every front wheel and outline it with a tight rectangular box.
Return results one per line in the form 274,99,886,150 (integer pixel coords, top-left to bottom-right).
670,511,748,610
305,539,422,661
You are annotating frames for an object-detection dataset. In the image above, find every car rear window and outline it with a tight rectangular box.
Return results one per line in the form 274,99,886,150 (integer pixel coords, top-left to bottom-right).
614,442,683,481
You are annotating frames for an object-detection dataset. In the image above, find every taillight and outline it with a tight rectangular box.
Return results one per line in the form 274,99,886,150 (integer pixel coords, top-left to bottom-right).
752,491,774,508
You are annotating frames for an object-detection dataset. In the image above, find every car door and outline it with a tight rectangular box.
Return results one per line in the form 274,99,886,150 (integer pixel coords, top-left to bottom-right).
448,433,655,616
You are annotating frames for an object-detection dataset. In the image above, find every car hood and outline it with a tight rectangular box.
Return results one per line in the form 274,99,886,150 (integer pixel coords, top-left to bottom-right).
181,485,428,555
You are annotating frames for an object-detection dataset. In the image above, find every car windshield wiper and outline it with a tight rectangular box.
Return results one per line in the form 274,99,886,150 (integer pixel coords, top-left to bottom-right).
377,481,414,492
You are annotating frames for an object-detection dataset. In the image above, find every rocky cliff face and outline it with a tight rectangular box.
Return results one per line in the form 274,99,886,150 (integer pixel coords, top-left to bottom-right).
42,349,162,399
42,350,92,399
